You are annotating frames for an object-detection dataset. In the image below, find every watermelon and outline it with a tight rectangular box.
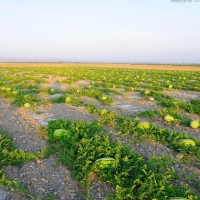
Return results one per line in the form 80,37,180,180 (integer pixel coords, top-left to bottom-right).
190,120,199,129
12,90,18,96
0,87,6,91
144,90,150,95
148,97,155,101
49,89,55,95
164,114,174,122
100,109,108,115
138,122,150,129
24,103,31,108
6,88,11,92
101,96,107,101
53,129,70,139
65,97,72,103
178,139,196,147
94,157,116,169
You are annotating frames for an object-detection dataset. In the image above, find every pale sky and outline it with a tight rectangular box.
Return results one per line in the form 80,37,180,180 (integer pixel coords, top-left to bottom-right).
0,0,200,63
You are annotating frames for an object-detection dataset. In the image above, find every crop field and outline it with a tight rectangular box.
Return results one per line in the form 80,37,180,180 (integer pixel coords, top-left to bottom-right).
0,63,200,200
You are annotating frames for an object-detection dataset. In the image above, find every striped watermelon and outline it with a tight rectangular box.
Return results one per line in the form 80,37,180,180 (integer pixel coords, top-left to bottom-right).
94,157,115,169
24,103,31,108
144,90,150,95
190,120,199,129
65,97,72,103
164,114,174,122
101,96,108,101
178,139,196,147
53,129,70,139
138,122,150,129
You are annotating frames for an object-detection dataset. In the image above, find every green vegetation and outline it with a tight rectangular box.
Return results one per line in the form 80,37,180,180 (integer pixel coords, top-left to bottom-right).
45,119,199,200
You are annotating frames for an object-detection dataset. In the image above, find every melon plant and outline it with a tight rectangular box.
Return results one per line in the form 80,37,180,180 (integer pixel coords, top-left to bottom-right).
178,139,196,147
53,129,70,139
94,157,116,170
0,87,6,91
12,90,18,96
164,114,174,122
23,94,31,99
138,122,150,129
190,120,199,129
6,87,11,92
65,97,72,103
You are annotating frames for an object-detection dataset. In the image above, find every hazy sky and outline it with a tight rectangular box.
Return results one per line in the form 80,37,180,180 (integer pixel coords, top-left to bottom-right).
0,0,200,63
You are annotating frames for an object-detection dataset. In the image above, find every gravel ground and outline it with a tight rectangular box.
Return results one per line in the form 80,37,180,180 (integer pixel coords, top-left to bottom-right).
32,103,98,126
162,90,200,102
3,156,84,200
111,91,162,115
0,99,46,153
0,187,26,200
40,83,70,91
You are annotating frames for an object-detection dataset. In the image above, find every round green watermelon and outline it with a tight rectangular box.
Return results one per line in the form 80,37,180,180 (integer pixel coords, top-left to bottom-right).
190,120,199,129
53,129,70,139
164,115,174,122
101,96,108,101
138,122,150,129
65,97,72,103
24,103,31,108
94,157,116,170
49,89,55,95
178,139,196,147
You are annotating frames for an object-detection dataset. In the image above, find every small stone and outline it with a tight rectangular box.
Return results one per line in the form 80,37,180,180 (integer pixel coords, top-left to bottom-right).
70,193,76,197
97,193,101,198
0,189,7,200
19,174,24,178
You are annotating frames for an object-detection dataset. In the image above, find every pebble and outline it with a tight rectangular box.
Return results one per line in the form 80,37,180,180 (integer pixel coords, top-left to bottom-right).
0,189,7,200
